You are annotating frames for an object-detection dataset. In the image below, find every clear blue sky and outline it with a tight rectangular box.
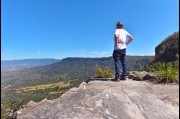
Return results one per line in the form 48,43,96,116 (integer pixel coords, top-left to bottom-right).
2,0,179,60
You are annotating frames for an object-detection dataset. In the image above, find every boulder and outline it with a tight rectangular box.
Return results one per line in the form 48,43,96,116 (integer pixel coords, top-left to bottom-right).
128,71,156,81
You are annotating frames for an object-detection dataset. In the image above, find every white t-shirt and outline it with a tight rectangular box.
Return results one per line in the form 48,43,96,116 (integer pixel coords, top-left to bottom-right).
114,29,132,50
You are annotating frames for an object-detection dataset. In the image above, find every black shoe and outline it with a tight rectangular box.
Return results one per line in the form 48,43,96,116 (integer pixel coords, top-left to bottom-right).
120,77,126,81
120,72,128,79
126,71,129,76
111,78,120,82
116,79,120,82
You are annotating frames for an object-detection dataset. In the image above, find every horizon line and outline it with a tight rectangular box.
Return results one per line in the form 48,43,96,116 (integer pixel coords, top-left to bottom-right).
1,55,155,61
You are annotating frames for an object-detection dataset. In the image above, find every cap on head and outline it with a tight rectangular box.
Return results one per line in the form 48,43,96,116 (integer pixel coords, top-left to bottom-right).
116,22,123,28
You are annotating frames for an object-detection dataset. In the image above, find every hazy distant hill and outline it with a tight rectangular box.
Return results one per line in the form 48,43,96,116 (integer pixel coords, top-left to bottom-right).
1,56,154,87
29,56,154,78
1,58,60,71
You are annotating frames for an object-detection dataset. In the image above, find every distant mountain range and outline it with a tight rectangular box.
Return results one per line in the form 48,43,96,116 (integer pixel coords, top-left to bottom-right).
1,58,60,71
1,56,154,87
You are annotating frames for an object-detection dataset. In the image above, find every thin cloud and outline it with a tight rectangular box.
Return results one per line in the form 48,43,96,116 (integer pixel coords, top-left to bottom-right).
3,48,13,52
89,51,109,56
81,50,109,57
92,51,99,54
9,49,13,51
102,52,108,54
81,50,86,53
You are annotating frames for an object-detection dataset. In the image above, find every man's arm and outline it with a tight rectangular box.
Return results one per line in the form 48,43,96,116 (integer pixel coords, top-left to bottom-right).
114,34,118,47
126,35,133,45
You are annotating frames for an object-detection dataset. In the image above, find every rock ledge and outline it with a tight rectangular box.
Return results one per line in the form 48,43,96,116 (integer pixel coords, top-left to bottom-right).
17,79,179,119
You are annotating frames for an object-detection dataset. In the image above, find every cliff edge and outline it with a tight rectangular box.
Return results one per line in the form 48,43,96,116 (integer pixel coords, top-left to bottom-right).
17,78,179,119
155,31,179,62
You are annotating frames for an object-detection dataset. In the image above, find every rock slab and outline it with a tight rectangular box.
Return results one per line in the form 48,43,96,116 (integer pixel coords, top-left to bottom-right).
17,80,179,119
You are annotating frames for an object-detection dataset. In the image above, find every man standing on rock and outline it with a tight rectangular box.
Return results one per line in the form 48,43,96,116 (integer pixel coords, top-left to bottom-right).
112,21,133,81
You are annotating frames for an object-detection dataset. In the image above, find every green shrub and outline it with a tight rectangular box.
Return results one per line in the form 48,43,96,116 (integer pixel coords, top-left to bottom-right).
95,65,114,78
153,62,179,84
1,99,24,119
141,62,179,84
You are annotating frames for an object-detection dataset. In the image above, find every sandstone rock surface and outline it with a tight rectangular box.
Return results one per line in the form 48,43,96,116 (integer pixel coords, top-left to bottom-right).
155,31,179,62
17,79,179,119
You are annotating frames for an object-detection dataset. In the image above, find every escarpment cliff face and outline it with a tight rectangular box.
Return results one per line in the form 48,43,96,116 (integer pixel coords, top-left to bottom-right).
17,78,179,119
155,31,179,62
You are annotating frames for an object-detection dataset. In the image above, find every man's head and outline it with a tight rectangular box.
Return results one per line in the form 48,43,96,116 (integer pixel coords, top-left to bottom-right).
116,22,123,29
